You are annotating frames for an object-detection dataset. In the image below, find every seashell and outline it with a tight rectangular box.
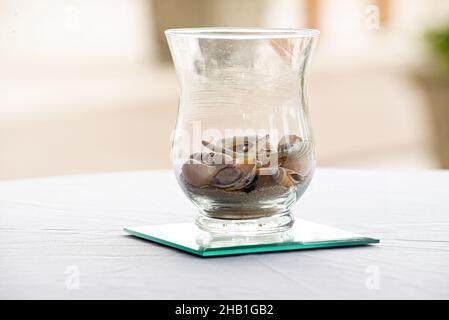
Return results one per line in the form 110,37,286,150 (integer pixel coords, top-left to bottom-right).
278,135,302,153
281,157,314,177
274,167,303,188
210,164,257,191
202,140,237,159
190,152,233,165
278,135,313,158
220,135,270,154
181,159,220,188
206,135,271,165
218,136,251,153
202,138,266,166
278,135,314,171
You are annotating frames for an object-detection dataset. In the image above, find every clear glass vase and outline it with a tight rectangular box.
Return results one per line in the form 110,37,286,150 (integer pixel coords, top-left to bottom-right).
166,28,319,234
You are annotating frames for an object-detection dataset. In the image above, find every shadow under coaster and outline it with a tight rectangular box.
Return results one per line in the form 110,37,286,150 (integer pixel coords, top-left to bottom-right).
124,219,379,257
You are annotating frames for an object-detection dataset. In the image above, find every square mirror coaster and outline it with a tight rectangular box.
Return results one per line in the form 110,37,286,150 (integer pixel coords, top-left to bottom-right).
124,219,379,257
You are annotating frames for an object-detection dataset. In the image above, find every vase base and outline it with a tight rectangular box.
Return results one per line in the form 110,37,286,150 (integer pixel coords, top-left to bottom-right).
195,211,294,235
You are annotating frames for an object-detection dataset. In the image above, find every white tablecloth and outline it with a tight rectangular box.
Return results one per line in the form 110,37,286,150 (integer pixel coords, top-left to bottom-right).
0,169,448,299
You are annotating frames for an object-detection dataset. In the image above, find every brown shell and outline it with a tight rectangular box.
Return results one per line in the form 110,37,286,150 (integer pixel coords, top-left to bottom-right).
181,160,220,188
277,135,314,173
281,157,314,177
202,140,237,159
203,137,271,167
190,152,233,165
278,135,303,154
210,164,257,191
219,135,270,155
213,135,272,164
274,167,303,188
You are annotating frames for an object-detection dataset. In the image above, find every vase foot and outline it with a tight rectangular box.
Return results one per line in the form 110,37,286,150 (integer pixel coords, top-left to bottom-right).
195,211,294,235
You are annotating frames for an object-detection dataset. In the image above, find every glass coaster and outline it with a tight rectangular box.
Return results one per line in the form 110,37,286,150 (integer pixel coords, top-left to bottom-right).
124,219,379,257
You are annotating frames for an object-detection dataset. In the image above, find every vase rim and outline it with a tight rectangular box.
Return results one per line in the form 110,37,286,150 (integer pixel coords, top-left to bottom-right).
165,27,320,39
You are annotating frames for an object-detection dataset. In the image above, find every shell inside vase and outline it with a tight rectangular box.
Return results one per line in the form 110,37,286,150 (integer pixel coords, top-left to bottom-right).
177,134,315,219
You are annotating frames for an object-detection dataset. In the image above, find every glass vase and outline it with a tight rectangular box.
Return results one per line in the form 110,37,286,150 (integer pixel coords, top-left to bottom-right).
166,28,319,234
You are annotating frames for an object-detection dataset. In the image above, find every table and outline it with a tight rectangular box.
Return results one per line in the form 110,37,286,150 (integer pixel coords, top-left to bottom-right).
1,169,448,299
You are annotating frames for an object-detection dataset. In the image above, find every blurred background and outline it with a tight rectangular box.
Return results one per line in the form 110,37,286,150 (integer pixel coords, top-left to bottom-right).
1,0,449,180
